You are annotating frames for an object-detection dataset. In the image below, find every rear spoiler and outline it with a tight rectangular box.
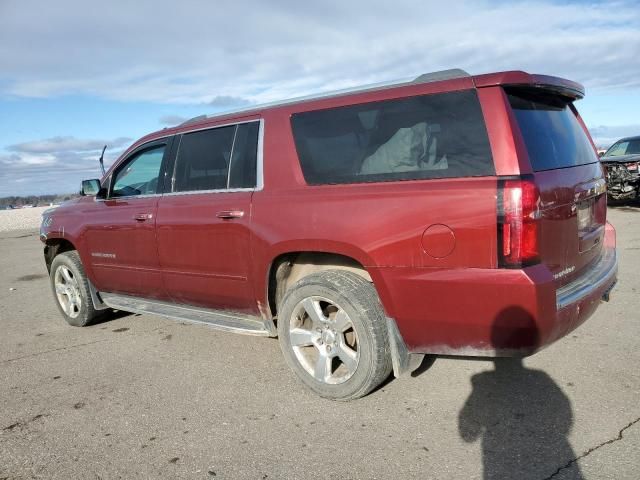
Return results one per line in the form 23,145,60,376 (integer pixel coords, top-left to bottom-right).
473,71,585,100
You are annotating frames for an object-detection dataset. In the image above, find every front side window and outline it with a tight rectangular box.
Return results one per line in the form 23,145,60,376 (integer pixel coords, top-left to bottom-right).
290,89,494,185
111,146,165,197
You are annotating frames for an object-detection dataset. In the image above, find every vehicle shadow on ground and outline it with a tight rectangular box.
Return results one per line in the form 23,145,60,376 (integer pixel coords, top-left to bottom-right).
456,307,584,480
607,197,640,212
89,309,137,326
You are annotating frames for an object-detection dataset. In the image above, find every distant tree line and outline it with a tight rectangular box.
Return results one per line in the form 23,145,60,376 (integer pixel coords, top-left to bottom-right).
0,194,78,209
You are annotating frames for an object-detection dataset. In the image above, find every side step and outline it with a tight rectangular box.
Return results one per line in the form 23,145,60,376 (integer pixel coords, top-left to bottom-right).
101,293,272,337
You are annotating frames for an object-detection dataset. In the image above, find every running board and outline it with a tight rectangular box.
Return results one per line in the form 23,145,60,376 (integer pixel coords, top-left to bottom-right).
100,293,272,336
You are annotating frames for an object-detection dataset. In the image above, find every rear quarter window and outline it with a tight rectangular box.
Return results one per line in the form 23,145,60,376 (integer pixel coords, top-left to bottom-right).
290,89,495,185
506,88,599,171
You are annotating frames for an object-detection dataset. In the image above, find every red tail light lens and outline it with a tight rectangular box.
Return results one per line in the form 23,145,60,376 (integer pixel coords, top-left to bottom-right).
498,177,540,267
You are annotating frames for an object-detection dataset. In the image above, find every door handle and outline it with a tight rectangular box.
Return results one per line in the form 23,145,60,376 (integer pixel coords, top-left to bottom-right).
216,210,245,220
134,213,153,221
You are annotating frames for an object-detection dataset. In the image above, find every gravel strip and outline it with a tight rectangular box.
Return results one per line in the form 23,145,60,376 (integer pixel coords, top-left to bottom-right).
0,206,53,233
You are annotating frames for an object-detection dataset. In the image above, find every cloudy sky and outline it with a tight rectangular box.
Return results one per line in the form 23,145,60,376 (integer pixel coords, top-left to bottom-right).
1,0,639,196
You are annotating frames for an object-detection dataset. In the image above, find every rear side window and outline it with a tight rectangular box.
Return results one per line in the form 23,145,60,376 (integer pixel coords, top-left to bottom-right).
172,121,260,192
290,89,495,185
506,88,598,171
229,122,260,189
174,126,235,192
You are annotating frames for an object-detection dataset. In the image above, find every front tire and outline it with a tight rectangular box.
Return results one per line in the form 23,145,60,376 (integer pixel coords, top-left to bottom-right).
50,251,101,327
277,270,392,401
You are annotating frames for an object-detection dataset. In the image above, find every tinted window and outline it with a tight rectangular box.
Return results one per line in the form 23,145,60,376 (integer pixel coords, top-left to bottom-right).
112,146,165,197
229,122,259,188
290,89,494,185
174,126,235,192
507,88,598,171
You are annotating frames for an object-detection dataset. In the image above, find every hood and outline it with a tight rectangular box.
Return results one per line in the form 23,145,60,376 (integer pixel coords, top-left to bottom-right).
601,153,640,164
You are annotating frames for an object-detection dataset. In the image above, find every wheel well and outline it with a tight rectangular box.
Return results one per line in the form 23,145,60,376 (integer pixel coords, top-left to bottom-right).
267,252,371,319
44,239,76,273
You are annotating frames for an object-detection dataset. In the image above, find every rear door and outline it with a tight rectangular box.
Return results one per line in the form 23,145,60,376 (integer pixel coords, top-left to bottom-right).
506,88,606,287
155,120,261,314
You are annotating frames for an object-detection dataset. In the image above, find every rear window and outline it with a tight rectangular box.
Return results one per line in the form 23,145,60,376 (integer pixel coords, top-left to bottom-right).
290,89,495,185
506,88,598,171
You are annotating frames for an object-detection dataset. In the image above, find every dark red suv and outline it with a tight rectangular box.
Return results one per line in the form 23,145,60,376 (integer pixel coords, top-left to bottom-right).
40,69,617,400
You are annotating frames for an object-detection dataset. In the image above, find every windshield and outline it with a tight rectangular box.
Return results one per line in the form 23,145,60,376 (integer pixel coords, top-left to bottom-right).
604,139,640,157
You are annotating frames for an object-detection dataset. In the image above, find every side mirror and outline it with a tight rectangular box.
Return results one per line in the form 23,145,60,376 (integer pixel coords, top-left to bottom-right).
80,179,102,196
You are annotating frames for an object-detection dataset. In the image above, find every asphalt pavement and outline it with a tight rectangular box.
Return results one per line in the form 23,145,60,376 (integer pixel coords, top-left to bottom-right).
1,206,638,479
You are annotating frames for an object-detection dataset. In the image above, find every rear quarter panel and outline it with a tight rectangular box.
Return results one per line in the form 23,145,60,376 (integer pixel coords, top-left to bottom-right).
250,109,498,319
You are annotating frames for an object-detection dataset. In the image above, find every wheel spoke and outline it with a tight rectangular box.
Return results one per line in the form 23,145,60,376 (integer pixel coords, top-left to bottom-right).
55,284,67,294
333,310,351,333
313,352,332,382
290,327,315,347
60,297,71,314
60,267,73,283
302,298,326,327
337,340,358,373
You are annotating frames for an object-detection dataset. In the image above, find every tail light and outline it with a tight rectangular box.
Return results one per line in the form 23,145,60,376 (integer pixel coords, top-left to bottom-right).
498,176,541,268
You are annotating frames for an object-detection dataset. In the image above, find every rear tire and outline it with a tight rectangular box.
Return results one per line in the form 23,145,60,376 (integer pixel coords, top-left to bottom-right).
50,251,101,327
277,270,392,401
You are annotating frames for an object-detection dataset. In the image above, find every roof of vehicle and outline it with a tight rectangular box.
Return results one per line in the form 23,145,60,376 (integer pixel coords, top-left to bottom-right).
608,135,640,144
110,69,585,175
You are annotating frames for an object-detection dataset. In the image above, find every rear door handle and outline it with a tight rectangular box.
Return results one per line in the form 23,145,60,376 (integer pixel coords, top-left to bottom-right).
216,210,245,219
134,213,153,221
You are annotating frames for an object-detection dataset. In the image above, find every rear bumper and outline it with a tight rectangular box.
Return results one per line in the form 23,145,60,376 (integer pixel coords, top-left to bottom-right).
372,223,618,357
556,244,617,311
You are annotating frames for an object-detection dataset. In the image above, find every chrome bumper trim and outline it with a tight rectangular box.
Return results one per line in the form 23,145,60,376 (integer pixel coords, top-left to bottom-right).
556,248,617,310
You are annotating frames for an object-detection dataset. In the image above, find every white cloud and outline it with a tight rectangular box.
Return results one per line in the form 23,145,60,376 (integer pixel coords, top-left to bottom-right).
8,136,132,154
0,0,638,104
0,137,130,196
588,124,640,148
159,115,188,126
208,95,251,108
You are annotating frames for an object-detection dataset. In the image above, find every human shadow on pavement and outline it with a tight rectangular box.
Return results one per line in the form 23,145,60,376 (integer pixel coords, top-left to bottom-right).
458,307,584,480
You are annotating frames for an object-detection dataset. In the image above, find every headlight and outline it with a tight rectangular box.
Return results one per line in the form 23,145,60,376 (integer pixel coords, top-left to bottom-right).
41,216,53,227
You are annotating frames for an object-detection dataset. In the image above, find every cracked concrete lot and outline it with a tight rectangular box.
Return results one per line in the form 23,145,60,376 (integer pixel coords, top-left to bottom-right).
1,206,639,479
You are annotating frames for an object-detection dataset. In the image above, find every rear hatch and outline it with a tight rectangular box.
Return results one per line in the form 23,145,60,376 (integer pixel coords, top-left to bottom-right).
506,87,606,288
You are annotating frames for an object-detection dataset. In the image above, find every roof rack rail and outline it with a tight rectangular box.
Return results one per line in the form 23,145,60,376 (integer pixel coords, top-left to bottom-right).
179,115,208,127
178,68,471,126
413,68,470,84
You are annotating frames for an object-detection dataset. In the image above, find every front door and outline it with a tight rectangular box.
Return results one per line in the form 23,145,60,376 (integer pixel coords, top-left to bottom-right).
156,120,261,314
83,139,172,298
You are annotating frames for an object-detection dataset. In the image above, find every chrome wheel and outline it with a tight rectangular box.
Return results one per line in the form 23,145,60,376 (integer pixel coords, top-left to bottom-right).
288,296,360,385
54,265,82,319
